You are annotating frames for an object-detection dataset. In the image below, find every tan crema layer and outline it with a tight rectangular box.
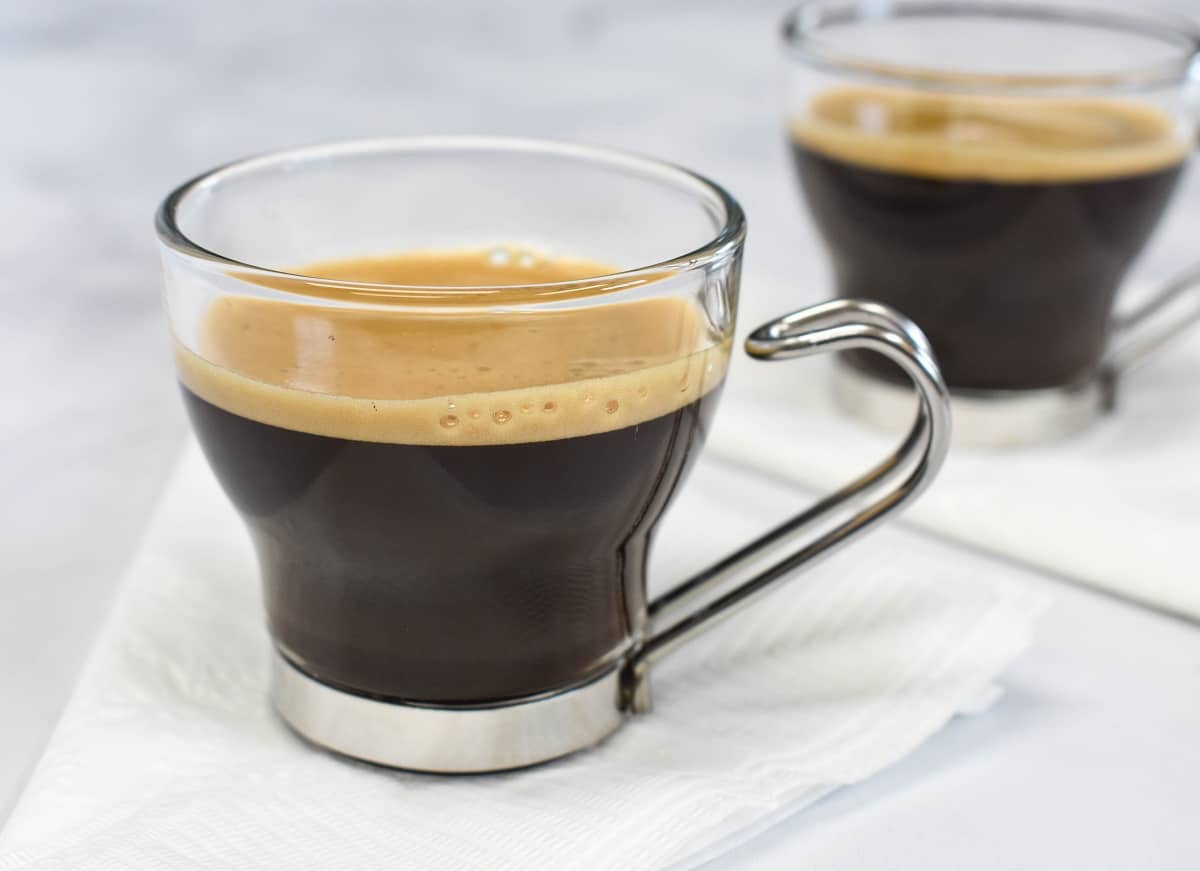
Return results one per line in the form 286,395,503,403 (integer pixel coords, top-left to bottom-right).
791,86,1189,182
176,247,729,446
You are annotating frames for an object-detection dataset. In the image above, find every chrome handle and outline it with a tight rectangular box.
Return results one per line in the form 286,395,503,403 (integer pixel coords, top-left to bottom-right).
623,299,951,712
1102,266,1200,406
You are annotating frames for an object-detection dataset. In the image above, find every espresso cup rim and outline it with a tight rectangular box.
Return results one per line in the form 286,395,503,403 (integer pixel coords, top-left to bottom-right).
154,135,747,307
781,0,1200,95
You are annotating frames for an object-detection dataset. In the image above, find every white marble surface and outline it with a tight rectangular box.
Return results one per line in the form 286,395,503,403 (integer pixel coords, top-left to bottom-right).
2,0,1199,865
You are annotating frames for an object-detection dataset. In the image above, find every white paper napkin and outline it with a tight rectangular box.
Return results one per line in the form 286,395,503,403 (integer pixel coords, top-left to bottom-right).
0,443,1045,870
707,319,1200,621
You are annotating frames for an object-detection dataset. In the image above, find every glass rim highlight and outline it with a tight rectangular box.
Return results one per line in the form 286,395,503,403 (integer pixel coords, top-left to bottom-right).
782,0,1200,95
154,135,747,305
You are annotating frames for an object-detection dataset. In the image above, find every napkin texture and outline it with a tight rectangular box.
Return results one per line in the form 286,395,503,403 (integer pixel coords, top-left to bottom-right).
0,444,1045,870
707,326,1200,621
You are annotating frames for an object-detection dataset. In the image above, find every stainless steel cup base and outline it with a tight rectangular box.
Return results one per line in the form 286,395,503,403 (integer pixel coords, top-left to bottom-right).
272,650,626,773
832,360,1106,449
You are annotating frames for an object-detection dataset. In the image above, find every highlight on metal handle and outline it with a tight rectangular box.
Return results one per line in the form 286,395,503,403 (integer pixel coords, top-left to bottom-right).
623,299,952,713
1103,265,1200,404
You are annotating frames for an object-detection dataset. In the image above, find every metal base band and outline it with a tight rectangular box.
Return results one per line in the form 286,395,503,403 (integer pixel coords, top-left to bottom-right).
832,361,1107,449
272,651,626,773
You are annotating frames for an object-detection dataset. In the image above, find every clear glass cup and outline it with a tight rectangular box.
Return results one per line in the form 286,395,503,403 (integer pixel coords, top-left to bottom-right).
782,0,1200,446
156,136,950,772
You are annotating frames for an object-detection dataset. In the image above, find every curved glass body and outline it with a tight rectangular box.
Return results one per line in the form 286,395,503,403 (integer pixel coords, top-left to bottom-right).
158,138,743,704
783,1,1200,391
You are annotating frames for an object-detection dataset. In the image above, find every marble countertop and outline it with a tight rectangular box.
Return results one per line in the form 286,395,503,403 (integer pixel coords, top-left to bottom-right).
3,0,1199,866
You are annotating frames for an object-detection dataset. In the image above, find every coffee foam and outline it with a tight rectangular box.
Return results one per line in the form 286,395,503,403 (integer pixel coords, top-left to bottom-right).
791,86,1189,182
175,248,729,446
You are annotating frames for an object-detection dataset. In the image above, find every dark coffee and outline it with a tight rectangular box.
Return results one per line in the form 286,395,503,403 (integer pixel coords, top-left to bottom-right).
177,249,728,703
790,87,1187,390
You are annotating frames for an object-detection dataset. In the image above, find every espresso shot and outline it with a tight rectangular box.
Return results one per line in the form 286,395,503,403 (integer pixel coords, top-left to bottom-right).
790,87,1187,390
176,248,729,704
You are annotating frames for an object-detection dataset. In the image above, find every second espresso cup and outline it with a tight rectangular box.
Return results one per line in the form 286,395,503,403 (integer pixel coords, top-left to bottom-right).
157,137,949,772
783,0,1200,446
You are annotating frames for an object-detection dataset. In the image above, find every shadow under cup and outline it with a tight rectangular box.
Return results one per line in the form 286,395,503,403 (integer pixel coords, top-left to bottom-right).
783,1,1200,397
158,139,740,706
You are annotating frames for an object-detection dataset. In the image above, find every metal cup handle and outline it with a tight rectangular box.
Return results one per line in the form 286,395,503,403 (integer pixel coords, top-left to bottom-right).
1102,265,1200,407
624,298,952,711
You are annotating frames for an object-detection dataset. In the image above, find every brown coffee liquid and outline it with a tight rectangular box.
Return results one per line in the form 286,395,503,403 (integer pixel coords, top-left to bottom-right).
790,88,1187,390
177,249,728,703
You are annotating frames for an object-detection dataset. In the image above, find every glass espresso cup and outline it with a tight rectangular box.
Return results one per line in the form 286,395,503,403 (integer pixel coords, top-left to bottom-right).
156,137,950,772
783,0,1200,446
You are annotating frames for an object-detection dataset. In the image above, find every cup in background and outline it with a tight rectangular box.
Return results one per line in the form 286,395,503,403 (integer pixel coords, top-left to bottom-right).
782,0,1200,446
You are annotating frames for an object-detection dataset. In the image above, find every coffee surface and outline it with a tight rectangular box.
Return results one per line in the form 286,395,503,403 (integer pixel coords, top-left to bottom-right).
793,86,1186,183
178,247,724,444
179,249,728,703
790,88,1187,390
